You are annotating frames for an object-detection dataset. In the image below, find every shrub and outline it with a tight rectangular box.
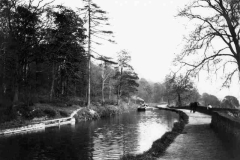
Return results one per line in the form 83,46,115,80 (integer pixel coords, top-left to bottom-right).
59,110,68,117
31,109,45,118
43,108,56,118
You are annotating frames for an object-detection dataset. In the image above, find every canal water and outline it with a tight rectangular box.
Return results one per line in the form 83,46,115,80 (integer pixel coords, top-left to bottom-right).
0,109,178,160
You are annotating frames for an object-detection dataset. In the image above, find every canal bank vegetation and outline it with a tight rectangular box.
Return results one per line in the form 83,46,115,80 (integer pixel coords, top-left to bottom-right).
74,101,138,121
121,107,189,160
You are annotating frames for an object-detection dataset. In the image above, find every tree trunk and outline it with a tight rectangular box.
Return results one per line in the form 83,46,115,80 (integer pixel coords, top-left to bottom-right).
13,58,19,104
102,81,105,104
87,1,91,108
50,63,55,101
109,83,112,101
2,47,6,95
87,56,91,107
74,79,77,97
13,83,19,103
177,93,182,107
35,60,39,100
117,67,123,105
101,63,105,104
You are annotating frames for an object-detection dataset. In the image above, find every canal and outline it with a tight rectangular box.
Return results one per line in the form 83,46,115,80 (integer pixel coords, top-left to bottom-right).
0,109,178,160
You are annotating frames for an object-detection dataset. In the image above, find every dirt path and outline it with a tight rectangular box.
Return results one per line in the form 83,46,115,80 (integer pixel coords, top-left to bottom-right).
158,110,233,160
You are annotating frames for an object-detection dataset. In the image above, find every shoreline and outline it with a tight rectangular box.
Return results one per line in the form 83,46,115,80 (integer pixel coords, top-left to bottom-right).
0,104,188,159
121,107,189,160
0,108,82,135
0,102,138,135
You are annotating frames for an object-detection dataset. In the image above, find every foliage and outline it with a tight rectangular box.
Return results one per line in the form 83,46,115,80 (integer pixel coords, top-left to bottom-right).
152,83,166,103
114,50,139,103
221,95,240,108
137,78,153,102
200,93,220,107
0,0,139,127
163,74,198,106
0,0,88,107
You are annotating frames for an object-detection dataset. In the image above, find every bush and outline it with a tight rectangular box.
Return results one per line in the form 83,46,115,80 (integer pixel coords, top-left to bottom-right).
59,110,68,117
31,109,45,118
43,108,56,118
12,103,33,119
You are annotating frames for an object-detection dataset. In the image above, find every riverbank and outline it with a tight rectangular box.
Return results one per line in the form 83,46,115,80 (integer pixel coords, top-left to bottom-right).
0,101,138,135
0,103,80,130
121,107,189,160
74,102,138,121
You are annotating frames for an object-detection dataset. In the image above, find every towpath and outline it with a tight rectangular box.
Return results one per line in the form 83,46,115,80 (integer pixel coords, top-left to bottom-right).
158,110,234,160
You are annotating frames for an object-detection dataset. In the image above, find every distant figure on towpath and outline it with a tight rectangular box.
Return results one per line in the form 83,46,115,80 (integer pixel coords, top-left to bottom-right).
207,104,212,110
190,102,194,113
193,102,199,113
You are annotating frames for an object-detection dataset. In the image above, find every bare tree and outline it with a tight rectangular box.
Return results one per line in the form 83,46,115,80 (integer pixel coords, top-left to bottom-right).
176,0,240,87
164,74,195,106
80,0,115,107
100,61,114,104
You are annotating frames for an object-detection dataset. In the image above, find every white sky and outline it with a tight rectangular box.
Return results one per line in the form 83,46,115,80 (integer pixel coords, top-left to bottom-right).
54,0,240,101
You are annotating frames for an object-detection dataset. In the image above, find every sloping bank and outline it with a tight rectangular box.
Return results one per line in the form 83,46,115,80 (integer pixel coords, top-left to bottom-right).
121,108,189,160
73,102,138,121
0,102,137,135
0,108,81,135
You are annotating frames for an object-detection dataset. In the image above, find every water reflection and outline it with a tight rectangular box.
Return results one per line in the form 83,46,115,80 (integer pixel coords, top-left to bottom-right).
0,109,178,160
90,110,178,159
137,112,168,153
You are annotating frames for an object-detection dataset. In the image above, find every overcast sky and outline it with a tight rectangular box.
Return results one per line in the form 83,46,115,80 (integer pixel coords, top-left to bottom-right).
54,0,240,100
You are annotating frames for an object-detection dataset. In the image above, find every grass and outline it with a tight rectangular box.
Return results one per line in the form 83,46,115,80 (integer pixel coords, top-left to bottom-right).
121,108,189,160
0,102,80,130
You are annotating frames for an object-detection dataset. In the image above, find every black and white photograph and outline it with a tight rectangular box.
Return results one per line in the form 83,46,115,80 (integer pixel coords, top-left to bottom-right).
0,0,240,159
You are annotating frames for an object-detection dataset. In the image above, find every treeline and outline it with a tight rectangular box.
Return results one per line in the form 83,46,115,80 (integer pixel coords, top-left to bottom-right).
200,93,239,109
137,74,200,105
137,74,240,109
0,0,139,108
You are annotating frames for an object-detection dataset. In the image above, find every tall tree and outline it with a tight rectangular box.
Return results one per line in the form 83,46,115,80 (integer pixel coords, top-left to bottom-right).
152,83,166,103
47,5,86,100
80,0,115,107
176,0,240,87
0,1,88,106
99,62,114,104
137,78,153,102
115,50,130,104
114,50,138,104
164,74,195,106
200,92,220,107
0,0,53,103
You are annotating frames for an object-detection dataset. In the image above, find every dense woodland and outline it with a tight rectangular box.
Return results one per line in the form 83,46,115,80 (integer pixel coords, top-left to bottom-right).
0,0,239,114
0,0,140,109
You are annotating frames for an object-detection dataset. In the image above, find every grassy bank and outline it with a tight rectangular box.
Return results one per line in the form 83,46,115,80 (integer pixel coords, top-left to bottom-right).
0,100,138,131
0,103,80,130
121,108,189,160
74,102,138,121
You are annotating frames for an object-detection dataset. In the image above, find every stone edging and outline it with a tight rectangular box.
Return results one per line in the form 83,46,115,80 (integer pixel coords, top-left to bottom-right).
211,111,240,142
121,107,189,160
